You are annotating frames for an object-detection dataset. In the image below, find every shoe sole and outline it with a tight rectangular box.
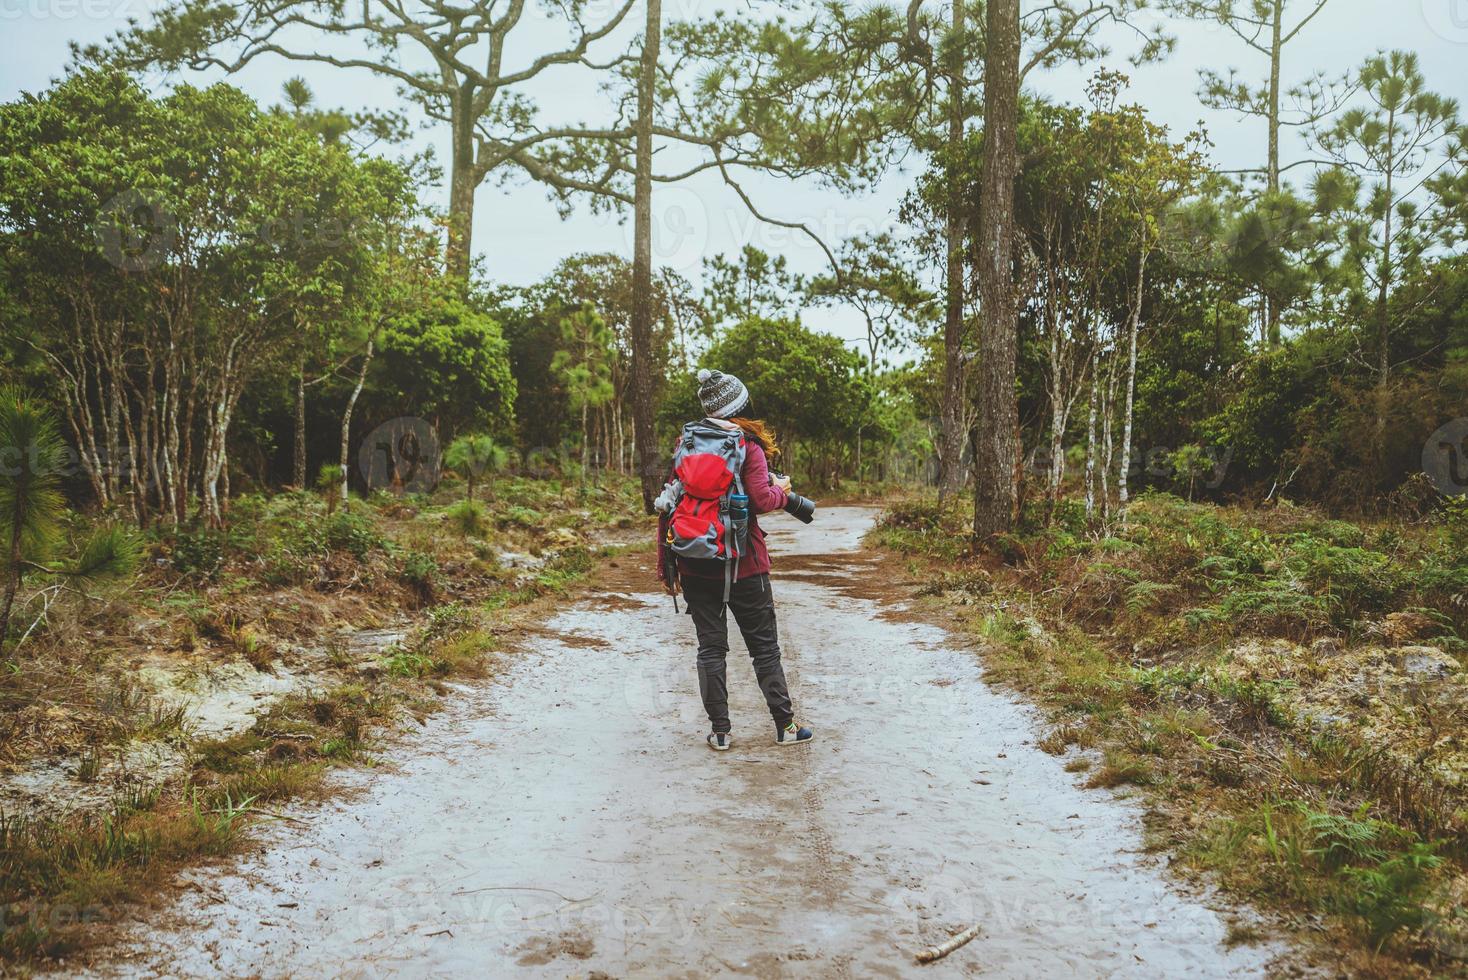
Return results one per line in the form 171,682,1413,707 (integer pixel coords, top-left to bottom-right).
774,735,814,747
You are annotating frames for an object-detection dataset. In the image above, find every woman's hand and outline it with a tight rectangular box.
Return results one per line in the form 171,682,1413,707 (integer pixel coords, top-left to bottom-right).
661,573,680,596
772,473,792,493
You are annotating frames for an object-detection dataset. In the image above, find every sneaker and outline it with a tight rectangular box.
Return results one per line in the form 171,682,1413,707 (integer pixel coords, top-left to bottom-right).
707,732,732,752
775,721,814,747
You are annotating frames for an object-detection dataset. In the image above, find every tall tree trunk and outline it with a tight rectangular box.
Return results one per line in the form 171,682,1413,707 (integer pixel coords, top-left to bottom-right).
445,111,478,284
294,351,308,488
1266,2,1282,194
340,338,374,504
1118,250,1149,508
1101,344,1120,518
629,0,664,513
937,0,967,501
1372,115,1396,480
1085,357,1099,519
972,0,1021,542
581,400,590,477
1264,1,1284,345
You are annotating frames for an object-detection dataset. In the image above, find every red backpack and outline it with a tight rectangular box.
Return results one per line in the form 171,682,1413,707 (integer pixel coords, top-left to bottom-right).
657,421,749,600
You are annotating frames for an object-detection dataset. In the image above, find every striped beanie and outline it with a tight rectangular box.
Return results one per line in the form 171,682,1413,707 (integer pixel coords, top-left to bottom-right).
697,369,750,419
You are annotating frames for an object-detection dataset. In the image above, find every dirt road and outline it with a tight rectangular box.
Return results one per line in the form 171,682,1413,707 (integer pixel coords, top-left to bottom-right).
101,507,1281,977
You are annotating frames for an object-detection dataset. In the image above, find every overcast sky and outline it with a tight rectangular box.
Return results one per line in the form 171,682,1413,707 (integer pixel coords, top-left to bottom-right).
3,0,1465,348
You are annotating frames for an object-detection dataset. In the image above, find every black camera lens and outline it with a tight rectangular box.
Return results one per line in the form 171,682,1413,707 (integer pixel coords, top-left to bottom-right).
783,492,816,524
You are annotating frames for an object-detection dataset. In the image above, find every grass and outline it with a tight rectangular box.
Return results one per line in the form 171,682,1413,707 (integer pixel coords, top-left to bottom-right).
875,491,1467,970
0,786,249,964
1,471,650,970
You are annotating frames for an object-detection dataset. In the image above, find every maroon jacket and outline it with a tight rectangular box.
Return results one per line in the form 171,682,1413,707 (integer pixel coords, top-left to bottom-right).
657,424,788,584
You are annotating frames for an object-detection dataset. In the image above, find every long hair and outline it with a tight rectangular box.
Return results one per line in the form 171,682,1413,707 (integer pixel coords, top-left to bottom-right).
729,417,780,462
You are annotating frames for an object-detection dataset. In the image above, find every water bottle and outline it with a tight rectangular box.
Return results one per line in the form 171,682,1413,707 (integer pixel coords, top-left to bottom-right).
728,493,750,551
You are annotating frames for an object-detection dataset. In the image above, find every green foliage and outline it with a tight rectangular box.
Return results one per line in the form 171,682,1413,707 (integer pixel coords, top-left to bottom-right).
0,388,65,568
0,387,67,650
444,500,489,537
443,434,509,502
323,511,382,559
701,246,807,329
499,505,544,529
0,70,430,526
70,527,143,581
1340,843,1444,949
702,316,877,484
168,527,229,580
399,550,439,591
373,297,517,439
315,465,344,514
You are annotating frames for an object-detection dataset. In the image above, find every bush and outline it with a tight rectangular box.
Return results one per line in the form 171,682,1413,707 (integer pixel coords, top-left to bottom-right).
323,511,382,559
399,551,439,605
445,500,488,537
169,526,228,579
499,505,544,529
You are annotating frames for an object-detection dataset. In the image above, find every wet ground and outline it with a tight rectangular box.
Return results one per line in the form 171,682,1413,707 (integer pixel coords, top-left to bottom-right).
96,507,1282,978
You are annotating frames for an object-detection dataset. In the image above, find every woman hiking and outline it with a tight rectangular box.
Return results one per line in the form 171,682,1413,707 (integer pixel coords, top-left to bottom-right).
655,369,815,752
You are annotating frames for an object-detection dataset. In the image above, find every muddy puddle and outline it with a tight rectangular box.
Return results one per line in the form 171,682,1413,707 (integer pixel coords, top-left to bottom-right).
90,507,1284,978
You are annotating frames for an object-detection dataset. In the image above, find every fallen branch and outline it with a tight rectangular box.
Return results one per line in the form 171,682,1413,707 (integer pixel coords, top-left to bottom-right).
914,922,982,964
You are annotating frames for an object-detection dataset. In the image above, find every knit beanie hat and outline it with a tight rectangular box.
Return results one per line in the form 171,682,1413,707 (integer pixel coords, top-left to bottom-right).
697,369,750,419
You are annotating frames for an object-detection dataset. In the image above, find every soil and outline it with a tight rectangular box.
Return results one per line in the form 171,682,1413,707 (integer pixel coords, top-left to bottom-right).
79,508,1291,977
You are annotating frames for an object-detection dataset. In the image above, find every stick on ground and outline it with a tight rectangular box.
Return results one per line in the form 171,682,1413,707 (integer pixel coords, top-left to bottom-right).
915,922,982,964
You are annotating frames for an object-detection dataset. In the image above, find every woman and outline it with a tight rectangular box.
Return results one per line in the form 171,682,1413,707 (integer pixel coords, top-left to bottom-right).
658,369,814,752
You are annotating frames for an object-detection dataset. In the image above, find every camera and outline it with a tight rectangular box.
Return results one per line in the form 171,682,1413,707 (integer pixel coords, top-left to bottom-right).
772,473,816,524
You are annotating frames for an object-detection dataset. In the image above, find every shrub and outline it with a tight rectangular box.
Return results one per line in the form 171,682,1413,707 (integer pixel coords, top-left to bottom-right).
1341,843,1443,949
323,511,382,559
445,500,488,537
399,551,440,605
500,505,544,529
168,526,228,579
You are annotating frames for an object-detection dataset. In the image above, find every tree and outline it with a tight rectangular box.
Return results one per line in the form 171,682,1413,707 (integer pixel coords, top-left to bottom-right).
807,233,937,480
510,253,677,475
629,0,664,514
938,0,971,500
0,71,423,525
701,248,807,330
894,0,1171,499
372,298,516,439
1314,52,1464,462
444,434,509,503
1110,109,1209,508
552,306,617,477
276,76,373,489
807,233,937,374
703,317,875,487
87,0,637,282
1164,0,1338,343
1167,0,1335,192
1013,98,1114,506
0,388,64,653
972,0,1022,542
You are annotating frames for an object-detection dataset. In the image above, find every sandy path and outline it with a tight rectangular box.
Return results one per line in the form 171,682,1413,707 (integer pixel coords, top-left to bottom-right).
96,507,1280,978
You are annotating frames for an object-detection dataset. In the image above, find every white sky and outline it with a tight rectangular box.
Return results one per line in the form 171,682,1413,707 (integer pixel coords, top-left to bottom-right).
3,0,1465,349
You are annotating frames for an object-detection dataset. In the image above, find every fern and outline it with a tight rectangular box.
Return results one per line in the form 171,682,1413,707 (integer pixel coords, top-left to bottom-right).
1124,580,1179,616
